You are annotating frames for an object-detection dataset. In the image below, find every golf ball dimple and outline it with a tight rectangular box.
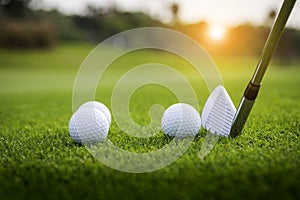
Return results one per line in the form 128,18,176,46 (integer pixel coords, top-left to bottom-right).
78,101,111,125
68,107,109,144
161,103,201,137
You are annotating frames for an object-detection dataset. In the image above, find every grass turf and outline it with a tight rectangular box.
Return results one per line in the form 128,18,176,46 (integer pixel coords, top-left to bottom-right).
0,43,299,200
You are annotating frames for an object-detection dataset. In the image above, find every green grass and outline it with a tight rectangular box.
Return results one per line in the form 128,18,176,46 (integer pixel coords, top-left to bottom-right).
0,43,299,200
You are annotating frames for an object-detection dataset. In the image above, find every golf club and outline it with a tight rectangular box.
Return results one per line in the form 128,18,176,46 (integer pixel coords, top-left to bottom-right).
201,0,296,138
230,0,296,137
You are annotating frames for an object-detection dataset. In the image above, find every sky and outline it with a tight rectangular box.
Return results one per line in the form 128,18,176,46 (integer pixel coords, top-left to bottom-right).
32,0,300,29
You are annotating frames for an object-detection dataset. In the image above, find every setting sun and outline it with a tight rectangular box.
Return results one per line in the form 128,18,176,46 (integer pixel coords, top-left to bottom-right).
209,26,226,41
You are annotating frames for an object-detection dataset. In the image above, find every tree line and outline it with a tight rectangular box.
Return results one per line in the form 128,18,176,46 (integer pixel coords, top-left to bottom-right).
0,0,299,62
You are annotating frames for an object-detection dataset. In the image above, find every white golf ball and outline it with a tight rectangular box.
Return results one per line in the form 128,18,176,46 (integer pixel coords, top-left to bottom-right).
161,103,201,137
78,101,111,125
68,107,109,144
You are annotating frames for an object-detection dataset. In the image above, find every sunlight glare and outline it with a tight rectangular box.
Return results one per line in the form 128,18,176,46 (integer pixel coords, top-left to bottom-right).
209,26,226,41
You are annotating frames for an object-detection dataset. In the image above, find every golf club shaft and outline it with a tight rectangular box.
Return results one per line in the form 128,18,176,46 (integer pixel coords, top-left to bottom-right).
230,0,296,138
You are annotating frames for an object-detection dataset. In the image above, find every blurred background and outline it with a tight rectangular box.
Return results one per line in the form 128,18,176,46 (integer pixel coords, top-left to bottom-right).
0,0,299,63
1,1,300,199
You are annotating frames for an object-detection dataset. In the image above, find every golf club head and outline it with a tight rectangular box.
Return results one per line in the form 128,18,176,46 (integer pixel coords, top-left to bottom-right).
201,85,236,137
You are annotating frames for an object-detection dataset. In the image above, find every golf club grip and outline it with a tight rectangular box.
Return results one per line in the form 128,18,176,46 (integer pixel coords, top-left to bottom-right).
251,0,296,85
230,0,296,138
